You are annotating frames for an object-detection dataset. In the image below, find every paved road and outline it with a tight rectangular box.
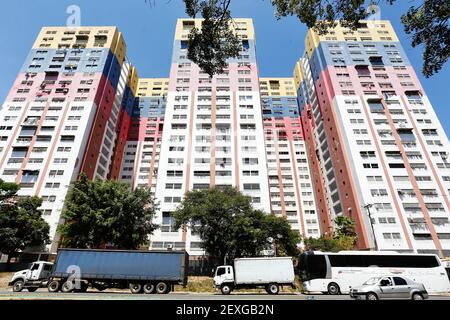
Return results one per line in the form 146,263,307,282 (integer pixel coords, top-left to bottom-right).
0,290,449,300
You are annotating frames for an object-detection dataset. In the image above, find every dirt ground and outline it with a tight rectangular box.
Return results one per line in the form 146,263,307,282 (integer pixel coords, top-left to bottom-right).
0,273,13,290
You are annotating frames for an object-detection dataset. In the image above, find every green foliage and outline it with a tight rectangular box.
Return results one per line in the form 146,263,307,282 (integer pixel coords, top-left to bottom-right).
0,179,19,203
303,235,355,252
182,0,448,77
183,0,241,77
401,0,450,77
0,179,50,260
172,187,300,263
302,215,357,252
334,215,357,238
272,0,372,34
58,173,158,249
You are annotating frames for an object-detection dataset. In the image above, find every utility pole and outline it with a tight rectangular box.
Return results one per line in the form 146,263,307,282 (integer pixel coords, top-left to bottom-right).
363,204,378,251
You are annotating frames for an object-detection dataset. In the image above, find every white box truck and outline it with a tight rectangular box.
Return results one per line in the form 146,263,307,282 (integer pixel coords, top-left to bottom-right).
213,257,296,295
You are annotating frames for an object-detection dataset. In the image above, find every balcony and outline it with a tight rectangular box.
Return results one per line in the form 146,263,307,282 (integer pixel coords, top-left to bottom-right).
7,158,24,165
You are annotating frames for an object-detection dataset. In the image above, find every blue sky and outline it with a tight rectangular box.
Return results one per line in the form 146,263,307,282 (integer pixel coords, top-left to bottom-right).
0,0,448,136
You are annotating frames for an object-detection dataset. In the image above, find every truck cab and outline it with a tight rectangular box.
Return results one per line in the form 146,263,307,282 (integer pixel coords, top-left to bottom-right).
214,265,234,288
9,261,54,292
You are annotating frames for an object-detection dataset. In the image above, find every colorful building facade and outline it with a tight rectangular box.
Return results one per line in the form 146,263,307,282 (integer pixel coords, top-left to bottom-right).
260,78,320,237
149,19,271,254
296,20,450,257
1,19,449,257
0,27,137,250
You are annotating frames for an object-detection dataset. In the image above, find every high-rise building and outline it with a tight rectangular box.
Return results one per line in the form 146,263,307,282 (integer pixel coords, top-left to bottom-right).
4,18,448,258
150,19,271,254
259,78,320,237
295,20,450,257
0,26,137,250
118,78,168,192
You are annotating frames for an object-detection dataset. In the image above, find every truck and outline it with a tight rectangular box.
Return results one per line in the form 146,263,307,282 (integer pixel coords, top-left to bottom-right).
9,248,189,294
213,257,296,295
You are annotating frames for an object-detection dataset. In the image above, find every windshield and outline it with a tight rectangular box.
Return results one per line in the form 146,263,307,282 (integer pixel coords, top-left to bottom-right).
363,277,381,285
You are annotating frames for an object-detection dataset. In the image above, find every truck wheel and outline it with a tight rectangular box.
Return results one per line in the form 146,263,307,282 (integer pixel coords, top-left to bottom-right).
143,283,155,294
27,287,38,292
129,283,143,294
48,280,60,293
156,282,168,294
266,283,279,295
61,281,75,293
221,284,232,295
327,282,341,295
12,279,25,292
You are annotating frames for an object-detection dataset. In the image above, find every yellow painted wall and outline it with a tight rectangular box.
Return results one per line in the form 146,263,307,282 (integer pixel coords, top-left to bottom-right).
174,18,255,40
137,78,169,97
33,26,126,65
260,78,296,97
127,66,139,96
305,20,399,58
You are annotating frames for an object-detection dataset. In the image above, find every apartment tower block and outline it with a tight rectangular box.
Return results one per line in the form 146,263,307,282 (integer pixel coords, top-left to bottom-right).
295,20,450,257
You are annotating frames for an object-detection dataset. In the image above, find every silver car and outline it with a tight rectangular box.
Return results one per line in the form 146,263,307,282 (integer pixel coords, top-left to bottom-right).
349,276,428,300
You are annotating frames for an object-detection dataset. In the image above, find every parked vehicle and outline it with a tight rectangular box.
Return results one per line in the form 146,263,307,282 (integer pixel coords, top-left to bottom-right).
441,259,450,280
213,257,296,295
9,261,53,292
299,251,450,294
9,248,189,294
349,276,428,300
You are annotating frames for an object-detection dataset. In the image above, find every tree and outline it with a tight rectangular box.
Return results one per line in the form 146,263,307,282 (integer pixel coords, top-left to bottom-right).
58,173,158,249
334,215,357,238
303,236,354,252
182,0,449,77
183,0,241,76
0,179,19,203
302,216,357,252
172,186,300,263
0,179,50,264
401,0,450,77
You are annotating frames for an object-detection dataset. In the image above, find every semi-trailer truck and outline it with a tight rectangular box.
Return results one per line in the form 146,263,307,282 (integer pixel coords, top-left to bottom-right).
9,248,189,294
213,257,296,295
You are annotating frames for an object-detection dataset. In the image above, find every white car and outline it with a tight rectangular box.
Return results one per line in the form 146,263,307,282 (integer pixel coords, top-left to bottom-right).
349,276,429,300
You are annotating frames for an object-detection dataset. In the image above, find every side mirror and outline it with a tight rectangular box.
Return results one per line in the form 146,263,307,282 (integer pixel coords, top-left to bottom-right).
211,268,216,277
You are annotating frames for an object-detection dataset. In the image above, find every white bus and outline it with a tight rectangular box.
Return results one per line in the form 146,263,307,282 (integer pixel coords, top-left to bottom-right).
298,251,450,295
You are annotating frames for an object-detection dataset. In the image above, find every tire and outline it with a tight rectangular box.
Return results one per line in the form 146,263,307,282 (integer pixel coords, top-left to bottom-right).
12,279,25,292
156,282,168,294
61,280,75,293
27,287,38,292
412,293,424,300
221,284,232,295
129,283,143,294
48,280,60,293
143,283,155,294
266,283,279,295
366,292,379,301
327,282,341,295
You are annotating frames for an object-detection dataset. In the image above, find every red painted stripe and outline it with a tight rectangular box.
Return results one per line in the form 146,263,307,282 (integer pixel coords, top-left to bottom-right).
382,99,443,255
360,99,414,250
